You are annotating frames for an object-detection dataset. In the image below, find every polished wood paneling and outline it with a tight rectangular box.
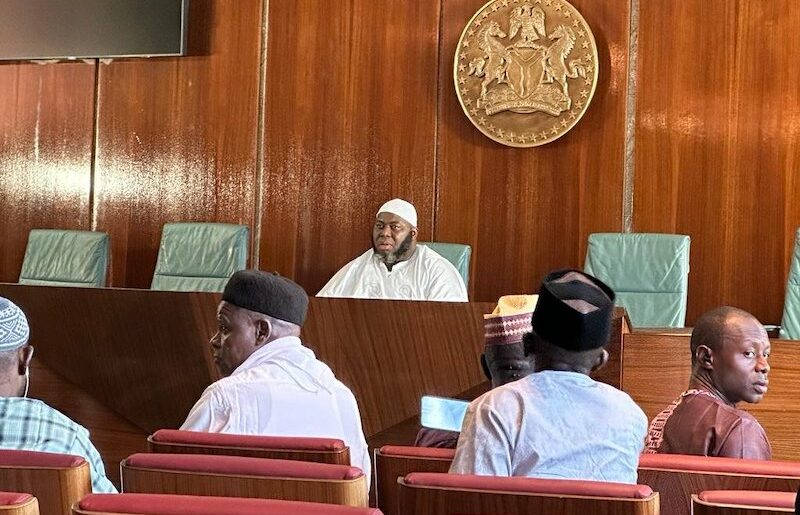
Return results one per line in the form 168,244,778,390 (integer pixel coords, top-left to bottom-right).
375,447,454,515
435,0,630,301
0,62,95,283
622,333,800,460
634,1,800,325
259,1,441,294
93,0,263,288
0,457,90,515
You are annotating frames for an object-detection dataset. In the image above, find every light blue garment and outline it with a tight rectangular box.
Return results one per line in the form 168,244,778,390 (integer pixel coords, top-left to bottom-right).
450,370,647,484
0,397,117,493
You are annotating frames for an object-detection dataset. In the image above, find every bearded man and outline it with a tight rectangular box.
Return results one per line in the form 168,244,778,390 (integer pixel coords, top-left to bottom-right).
317,198,468,301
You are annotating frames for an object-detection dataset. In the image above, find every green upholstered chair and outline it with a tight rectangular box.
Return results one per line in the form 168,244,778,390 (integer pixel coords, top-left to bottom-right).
419,242,472,288
151,223,249,292
779,228,800,339
584,233,691,328
19,229,109,287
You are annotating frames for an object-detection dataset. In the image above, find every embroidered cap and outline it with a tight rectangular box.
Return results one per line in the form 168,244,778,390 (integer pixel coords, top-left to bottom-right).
376,198,417,228
222,270,309,326
531,269,615,351
0,297,30,351
484,295,538,347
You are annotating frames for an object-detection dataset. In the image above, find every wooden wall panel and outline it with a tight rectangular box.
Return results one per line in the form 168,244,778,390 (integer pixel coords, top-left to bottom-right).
93,0,263,288
435,0,630,301
259,1,441,294
634,0,800,325
0,62,95,282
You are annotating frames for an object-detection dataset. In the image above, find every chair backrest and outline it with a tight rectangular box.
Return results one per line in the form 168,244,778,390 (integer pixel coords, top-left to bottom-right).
780,228,800,338
0,449,91,515
19,230,109,288
637,453,800,515
692,491,796,515
73,493,383,515
418,242,471,287
374,446,454,515
0,492,38,515
120,453,367,507
398,472,658,515
147,430,351,465
150,223,248,292
584,233,691,328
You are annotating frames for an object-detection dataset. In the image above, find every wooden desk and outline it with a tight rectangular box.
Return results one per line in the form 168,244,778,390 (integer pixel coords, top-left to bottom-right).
622,332,800,461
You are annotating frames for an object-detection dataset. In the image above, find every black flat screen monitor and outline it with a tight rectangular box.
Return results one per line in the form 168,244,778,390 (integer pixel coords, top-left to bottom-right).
0,0,189,60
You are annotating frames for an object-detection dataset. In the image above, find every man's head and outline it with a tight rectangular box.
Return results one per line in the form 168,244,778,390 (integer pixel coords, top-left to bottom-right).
0,297,34,398
211,270,309,377
524,269,615,375
482,295,537,388
372,198,418,265
690,306,770,405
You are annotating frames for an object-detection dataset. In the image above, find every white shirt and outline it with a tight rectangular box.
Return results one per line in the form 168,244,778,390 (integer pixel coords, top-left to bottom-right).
317,246,468,302
181,336,371,486
449,370,647,484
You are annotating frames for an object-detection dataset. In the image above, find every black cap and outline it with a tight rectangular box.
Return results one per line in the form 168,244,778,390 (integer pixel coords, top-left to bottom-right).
531,269,615,351
222,270,309,326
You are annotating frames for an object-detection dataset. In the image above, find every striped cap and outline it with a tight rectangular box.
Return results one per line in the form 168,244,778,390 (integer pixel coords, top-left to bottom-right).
484,295,538,346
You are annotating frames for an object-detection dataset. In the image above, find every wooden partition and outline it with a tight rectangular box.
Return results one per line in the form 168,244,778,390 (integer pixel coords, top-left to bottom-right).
621,333,800,461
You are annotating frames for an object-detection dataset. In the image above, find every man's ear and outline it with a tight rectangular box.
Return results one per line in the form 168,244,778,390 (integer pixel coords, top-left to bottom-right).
18,346,33,376
695,345,714,370
254,318,272,347
480,354,492,382
590,349,609,373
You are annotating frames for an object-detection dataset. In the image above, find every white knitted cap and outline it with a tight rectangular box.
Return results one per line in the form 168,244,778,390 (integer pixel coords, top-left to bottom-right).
376,198,418,227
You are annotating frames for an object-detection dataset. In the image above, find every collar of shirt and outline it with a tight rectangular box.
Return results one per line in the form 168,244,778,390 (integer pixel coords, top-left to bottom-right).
232,336,303,376
370,246,420,274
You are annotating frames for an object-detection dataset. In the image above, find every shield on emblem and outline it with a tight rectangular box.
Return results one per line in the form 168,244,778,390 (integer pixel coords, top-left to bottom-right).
504,46,545,102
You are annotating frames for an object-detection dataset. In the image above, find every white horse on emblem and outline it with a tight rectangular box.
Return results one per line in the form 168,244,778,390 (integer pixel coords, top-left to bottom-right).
542,24,586,97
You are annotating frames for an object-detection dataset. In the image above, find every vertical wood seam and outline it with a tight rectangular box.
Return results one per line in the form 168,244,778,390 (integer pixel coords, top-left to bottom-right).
253,0,270,269
432,0,445,241
90,59,101,232
622,0,639,233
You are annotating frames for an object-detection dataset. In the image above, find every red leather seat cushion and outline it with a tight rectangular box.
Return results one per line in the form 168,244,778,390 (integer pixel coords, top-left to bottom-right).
0,492,33,506
125,453,362,480
698,490,796,509
78,493,383,515
0,449,84,468
639,453,800,477
378,445,455,460
405,473,653,499
151,430,346,451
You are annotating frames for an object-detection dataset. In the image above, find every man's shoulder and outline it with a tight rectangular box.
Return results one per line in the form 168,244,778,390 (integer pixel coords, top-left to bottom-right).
0,398,87,435
415,245,460,271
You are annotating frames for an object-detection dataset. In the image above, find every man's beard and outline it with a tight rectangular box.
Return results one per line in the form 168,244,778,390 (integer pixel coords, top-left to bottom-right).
373,232,413,265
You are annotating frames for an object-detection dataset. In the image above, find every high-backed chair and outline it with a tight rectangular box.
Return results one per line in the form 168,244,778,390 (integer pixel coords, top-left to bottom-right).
692,491,796,514
398,472,658,515
780,228,800,339
120,453,367,507
0,492,38,515
418,242,471,288
150,223,248,292
147,430,350,465
0,449,91,515
374,446,454,515
637,453,800,515
584,232,691,328
19,230,109,287
73,493,383,515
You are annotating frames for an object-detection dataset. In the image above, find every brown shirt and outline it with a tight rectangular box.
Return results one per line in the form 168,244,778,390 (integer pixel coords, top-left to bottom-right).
645,390,771,460
414,427,459,449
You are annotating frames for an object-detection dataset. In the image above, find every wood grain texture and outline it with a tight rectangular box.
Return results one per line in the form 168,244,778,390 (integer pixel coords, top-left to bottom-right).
435,0,630,301
693,497,795,515
633,0,800,325
121,464,368,507
375,448,454,515
621,333,800,460
0,62,95,283
93,0,262,288
0,497,38,515
0,460,90,515
259,0,440,293
398,478,659,515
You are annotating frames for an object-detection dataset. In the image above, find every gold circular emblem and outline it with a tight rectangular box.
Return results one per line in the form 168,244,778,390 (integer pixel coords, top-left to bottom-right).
454,0,599,147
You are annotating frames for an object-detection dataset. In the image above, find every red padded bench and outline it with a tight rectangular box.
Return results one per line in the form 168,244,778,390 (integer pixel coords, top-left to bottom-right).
0,492,38,514
692,490,797,514
374,446,454,515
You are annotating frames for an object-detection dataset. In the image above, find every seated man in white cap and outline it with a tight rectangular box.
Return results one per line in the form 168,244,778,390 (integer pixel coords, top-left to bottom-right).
415,295,538,448
450,270,647,483
317,198,468,301
0,297,116,493
181,270,371,485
